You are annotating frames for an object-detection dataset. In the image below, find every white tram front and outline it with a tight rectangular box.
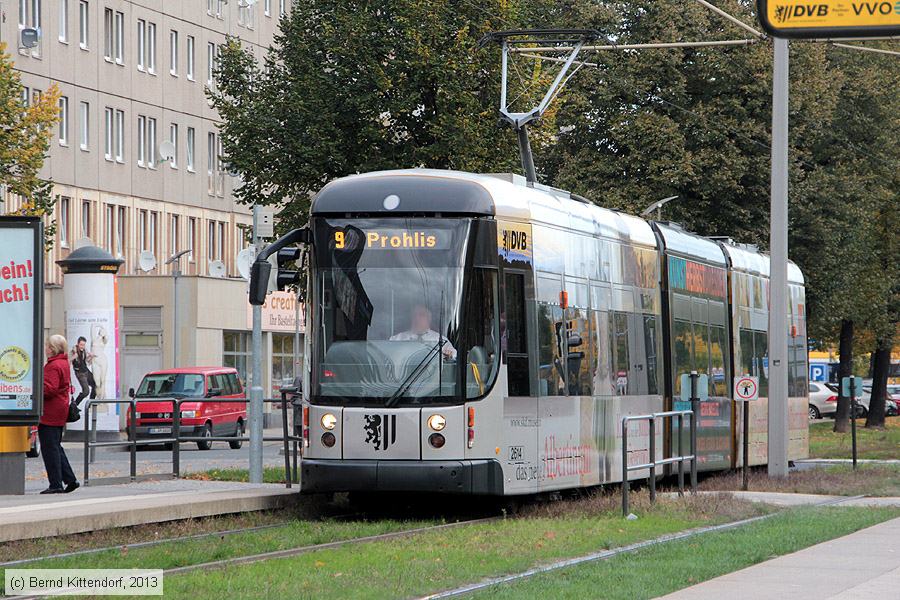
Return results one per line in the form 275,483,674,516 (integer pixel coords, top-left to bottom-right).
295,169,808,496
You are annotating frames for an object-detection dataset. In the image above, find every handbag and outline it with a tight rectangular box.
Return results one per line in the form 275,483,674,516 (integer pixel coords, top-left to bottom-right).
66,397,81,423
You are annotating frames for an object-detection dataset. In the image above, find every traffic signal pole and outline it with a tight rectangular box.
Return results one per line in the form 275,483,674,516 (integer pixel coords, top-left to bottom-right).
768,37,790,478
249,206,265,484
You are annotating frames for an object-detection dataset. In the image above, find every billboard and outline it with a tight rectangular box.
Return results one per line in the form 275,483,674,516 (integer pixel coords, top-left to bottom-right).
0,217,43,426
758,0,900,38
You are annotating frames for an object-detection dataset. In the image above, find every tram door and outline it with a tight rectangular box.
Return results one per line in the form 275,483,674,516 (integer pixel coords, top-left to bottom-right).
501,270,539,493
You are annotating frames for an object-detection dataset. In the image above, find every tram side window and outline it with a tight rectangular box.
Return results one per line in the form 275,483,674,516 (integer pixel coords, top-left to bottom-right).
643,315,660,396
611,312,630,395
566,306,592,395
739,328,755,378
503,272,530,396
589,310,614,396
754,330,769,398
537,303,565,396
673,319,693,397
709,325,727,397
464,269,499,399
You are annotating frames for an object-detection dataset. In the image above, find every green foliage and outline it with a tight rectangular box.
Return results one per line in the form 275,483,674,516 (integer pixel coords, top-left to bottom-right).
211,0,899,349
0,43,61,249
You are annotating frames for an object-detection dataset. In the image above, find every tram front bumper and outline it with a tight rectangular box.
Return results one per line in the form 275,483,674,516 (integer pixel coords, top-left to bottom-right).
300,458,504,495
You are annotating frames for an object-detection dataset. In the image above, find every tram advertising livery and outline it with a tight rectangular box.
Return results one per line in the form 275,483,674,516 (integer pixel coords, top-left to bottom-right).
275,169,808,496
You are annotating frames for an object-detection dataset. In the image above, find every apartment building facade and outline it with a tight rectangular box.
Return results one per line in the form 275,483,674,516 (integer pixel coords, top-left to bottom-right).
2,0,299,413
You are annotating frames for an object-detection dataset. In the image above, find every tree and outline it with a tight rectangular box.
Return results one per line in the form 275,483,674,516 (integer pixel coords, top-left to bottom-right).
209,0,543,232
0,43,61,248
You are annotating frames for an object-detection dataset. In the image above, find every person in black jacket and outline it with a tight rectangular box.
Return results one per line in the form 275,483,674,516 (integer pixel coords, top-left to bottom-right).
70,336,96,405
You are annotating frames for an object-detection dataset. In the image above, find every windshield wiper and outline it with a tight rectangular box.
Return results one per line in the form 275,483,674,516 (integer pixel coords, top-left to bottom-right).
385,338,447,408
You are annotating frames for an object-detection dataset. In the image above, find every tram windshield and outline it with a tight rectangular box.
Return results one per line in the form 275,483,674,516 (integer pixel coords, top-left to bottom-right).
311,217,498,405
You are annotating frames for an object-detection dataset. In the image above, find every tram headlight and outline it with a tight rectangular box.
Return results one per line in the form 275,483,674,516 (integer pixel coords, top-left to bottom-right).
427,414,446,432
321,413,337,430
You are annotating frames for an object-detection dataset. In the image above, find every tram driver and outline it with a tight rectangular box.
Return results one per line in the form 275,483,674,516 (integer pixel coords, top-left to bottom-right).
390,304,457,360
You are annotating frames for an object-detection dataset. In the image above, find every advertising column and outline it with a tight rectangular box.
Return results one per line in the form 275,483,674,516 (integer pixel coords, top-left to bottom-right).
0,216,43,495
57,246,124,436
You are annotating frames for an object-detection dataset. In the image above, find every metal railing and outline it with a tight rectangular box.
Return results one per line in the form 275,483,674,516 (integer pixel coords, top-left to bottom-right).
621,409,696,517
82,390,303,489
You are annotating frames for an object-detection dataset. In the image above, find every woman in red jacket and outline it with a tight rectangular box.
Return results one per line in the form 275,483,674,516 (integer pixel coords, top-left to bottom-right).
39,334,79,494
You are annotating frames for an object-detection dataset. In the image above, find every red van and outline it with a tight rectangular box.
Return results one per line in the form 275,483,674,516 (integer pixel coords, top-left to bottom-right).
128,367,246,450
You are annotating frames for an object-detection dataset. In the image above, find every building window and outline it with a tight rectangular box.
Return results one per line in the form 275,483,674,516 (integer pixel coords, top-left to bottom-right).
147,118,156,168
58,97,69,146
59,0,68,42
223,331,251,385
170,214,179,255
104,107,113,160
272,333,301,393
239,2,255,28
186,127,195,171
59,197,70,247
280,0,286,16
116,206,125,257
78,0,88,48
21,0,42,56
20,87,29,107
138,210,147,251
186,35,195,80
187,217,196,262
169,123,178,168
147,22,156,73
103,8,113,60
206,42,216,86
149,212,158,255
137,115,145,165
208,220,216,260
104,204,114,252
114,109,124,162
207,0,214,15
137,19,145,70
79,101,89,150
207,132,216,193
114,11,124,63
169,30,178,75
265,0,271,17
218,222,225,263
81,200,91,238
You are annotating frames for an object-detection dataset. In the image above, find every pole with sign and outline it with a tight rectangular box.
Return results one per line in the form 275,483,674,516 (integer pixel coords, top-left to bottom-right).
841,376,863,469
679,371,708,494
734,376,760,491
0,217,43,495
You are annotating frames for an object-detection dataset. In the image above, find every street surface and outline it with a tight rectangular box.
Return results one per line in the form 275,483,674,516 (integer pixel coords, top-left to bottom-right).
24,429,288,493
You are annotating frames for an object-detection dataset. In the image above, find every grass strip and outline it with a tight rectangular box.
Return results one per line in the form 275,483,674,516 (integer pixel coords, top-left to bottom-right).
465,506,900,599
183,466,289,484
156,494,769,599
698,463,900,497
808,417,900,460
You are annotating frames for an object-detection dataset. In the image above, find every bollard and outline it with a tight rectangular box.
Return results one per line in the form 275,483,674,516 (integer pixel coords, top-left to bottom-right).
173,400,181,479
690,371,699,494
677,412,685,496
621,418,629,517
850,377,858,470
129,400,136,482
649,417,656,505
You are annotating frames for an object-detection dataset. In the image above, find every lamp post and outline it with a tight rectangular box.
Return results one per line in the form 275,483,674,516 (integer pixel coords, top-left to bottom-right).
641,196,679,221
164,250,192,369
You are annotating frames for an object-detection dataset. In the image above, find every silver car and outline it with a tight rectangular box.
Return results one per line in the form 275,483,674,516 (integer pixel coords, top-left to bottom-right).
808,381,837,420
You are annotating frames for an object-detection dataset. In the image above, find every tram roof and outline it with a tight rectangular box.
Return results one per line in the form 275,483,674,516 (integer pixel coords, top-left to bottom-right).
719,241,805,285
652,222,727,267
311,169,658,248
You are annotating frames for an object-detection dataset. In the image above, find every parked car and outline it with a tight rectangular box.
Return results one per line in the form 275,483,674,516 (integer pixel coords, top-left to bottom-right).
822,382,871,418
128,367,246,450
808,381,837,419
25,425,39,458
862,385,899,417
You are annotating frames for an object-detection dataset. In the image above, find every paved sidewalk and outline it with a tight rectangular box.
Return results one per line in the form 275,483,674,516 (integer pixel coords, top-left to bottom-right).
658,516,900,599
0,480,299,543
661,490,900,507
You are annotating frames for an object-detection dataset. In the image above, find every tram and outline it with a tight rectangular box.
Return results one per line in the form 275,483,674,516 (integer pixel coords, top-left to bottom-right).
278,168,808,496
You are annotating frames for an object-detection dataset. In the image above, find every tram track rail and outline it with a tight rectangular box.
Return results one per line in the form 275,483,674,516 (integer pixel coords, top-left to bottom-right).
3,515,501,600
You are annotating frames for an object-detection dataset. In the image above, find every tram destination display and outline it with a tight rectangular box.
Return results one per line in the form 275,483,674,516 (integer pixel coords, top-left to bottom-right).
0,217,43,426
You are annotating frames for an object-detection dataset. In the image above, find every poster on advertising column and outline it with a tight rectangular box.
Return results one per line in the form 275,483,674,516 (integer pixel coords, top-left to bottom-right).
66,304,120,430
0,217,43,425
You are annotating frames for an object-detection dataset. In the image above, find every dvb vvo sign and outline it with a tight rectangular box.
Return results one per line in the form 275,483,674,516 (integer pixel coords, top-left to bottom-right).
0,217,43,426
758,0,900,38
